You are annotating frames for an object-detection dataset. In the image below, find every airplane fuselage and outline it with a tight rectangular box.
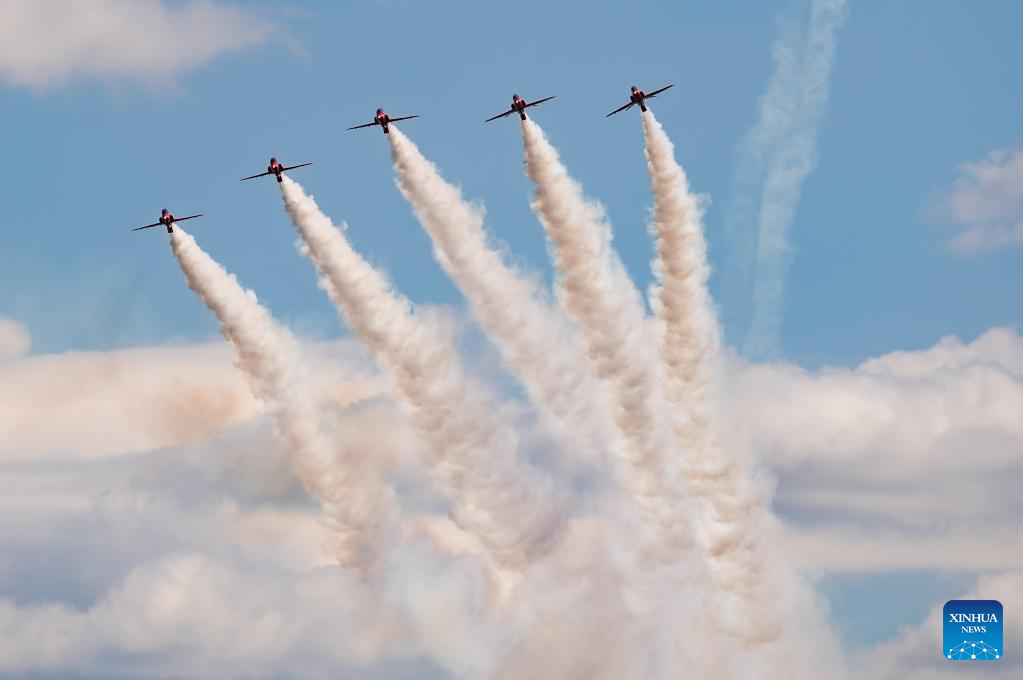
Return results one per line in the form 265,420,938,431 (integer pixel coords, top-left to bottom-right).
268,161,284,182
159,214,174,233
512,97,528,120
631,90,649,112
376,113,391,133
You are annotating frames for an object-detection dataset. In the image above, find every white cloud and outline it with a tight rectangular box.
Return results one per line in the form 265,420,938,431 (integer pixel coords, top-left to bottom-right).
731,327,1023,466
781,525,1023,572
1,319,1020,676
0,339,385,461
0,553,411,678
0,0,274,90
727,326,1023,572
941,145,1023,253
0,316,30,359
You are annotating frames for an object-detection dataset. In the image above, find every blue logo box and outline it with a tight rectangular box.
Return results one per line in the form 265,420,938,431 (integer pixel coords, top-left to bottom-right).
944,599,1002,660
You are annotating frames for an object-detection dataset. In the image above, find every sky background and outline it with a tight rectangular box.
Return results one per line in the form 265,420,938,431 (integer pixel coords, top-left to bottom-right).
0,1,1021,678
1,0,1019,364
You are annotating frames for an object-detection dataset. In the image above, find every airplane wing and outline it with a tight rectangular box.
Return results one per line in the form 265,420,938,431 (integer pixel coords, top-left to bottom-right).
240,170,273,181
646,84,674,98
606,101,634,117
282,162,314,172
484,108,515,122
525,96,556,108
347,121,379,130
130,214,202,232
388,115,419,123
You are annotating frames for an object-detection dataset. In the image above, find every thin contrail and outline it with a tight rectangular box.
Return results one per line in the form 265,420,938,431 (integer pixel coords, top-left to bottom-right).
519,118,693,559
642,110,783,647
724,0,849,359
387,129,615,466
278,177,563,569
169,226,389,577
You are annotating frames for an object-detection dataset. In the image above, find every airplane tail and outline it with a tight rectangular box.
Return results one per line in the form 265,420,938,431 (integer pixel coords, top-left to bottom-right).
519,111,527,121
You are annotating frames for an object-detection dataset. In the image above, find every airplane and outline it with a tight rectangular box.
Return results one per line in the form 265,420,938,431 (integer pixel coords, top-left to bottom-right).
240,157,313,183
606,84,674,117
485,94,556,122
132,209,203,234
347,108,419,135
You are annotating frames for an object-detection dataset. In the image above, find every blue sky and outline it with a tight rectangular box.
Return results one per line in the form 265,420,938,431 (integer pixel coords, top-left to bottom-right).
2,0,1018,364
1,2,1022,677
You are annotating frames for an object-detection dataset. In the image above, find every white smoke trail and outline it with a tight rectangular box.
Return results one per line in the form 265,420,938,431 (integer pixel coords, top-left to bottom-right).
725,0,849,359
642,110,784,647
278,177,563,569
388,131,737,676
386,129,615,467
518,119,693,559
168,226,389,577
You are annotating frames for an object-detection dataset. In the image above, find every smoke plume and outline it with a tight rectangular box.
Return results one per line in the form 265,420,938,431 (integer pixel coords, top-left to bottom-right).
519,118,694,560
643,110,784,647
723,0,849,358
387,128,615,467
278,177,563,569
169,226,389,576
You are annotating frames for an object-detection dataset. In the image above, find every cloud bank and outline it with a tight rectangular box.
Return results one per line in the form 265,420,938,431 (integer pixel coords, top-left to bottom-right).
729,326,1023,574
0,0,273,89
941,145,1023,253
0,312,1020,677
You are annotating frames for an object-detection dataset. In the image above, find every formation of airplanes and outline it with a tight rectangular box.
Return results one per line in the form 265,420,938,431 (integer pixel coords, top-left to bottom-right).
133,84,673,233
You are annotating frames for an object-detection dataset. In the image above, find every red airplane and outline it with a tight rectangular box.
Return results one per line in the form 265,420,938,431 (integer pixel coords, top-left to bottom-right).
241,157,313,183
132,209,203,234
485,94,556,122
347,108,419,135
606,84,674,117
